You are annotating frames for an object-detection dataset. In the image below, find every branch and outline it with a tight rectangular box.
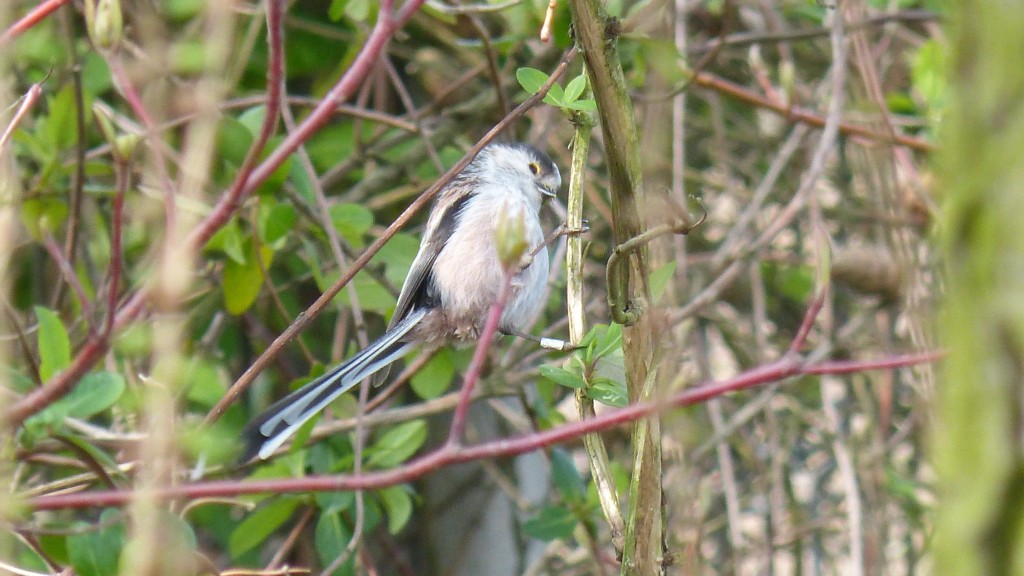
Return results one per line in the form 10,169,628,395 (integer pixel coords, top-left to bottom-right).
0,0,71,45
26,350,942,511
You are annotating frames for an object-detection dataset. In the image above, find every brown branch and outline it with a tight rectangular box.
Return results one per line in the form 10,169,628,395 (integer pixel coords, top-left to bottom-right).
690,70,934,152
26,350,942,511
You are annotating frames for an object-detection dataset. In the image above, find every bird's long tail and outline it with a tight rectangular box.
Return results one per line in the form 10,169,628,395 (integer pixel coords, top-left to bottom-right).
241,308,427,461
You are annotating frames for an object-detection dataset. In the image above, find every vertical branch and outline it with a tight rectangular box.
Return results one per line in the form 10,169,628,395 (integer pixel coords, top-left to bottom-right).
563,0,660,572
568,115,625,551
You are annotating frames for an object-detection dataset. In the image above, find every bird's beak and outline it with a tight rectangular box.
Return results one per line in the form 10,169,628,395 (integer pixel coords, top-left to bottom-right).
537,183,558,198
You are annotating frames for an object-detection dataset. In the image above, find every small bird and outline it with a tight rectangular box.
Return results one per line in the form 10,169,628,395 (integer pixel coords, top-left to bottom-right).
242,143,562,461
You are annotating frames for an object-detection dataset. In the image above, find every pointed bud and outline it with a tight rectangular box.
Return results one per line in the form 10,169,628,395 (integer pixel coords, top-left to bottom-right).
494,210,528,269
85,0,123,51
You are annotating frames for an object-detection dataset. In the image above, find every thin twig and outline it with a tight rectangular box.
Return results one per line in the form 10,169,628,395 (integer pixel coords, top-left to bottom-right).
0,0,72,45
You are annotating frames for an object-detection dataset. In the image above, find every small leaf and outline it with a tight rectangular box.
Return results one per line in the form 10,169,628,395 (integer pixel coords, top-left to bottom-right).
588,378,628,408
315,490,355,514
345,0,370,21
516,67,549,95
45,85,80,151
62,371,126,418
564,99,597,111
410,350,455,399
229,498,299,558
222,241,272,315
543,82,565,107
205,219,246,264
539,365,585,389
35,306,70,381
551,448,585,502
564,74,586,104
183,359,227,407
216,115,254,166
67,510,125,576
21,198,69,241
378,485,414,535
315,509,354,576
329,203,374,248
522,505,577,541
260,199,297,246
366,420,427,468
591,323,623,360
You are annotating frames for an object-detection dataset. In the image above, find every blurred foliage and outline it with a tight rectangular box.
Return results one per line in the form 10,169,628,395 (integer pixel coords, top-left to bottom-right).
0,0,945,574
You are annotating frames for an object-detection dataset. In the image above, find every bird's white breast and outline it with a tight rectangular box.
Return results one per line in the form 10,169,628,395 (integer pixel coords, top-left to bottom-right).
430,184,548,337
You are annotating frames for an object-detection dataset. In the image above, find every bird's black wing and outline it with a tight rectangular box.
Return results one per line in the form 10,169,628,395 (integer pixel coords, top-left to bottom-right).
388,191,473,328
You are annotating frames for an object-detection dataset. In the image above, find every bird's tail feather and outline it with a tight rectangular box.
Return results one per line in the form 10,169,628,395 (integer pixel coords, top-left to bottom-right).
241,309,426,461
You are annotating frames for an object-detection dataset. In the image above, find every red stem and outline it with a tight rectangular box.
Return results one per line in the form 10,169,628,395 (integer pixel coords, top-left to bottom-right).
26,350,942,511
105,159,128,336
446,274,512,447
0,0,71,45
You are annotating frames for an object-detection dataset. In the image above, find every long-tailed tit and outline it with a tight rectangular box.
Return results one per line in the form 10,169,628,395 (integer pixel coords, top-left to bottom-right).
242,143,561,461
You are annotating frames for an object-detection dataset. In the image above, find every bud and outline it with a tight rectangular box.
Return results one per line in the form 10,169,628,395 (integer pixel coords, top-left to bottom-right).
93,103,117,144
93,104,138,161
85,0,123,51
114,133,140,160
494,210,529,269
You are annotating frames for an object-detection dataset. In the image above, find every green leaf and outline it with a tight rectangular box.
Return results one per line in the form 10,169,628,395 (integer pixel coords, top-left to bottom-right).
229,498,300,558
81,52,113,96
410,350,455,399
551,448,585,502
366,420,427,468
564,74,586,104
583,322,623,361
648,261,677,305
35,306,70,381
539,365,585,389
260,199,297,246
378,485,414,534
522,505,577,541
67,510,124,576
205,219,246,264
588,378,628,408
315,509,354,576
329,203,374,248
183,358,227,407
62,371,126,419
516,67,549,95
24,368,126,428
21,198,69,241
564,99,597,111
315,490,355,514
237,105,266,138
544,82,565,107
222,241,272,315
44,84,80,151
217,115,255,167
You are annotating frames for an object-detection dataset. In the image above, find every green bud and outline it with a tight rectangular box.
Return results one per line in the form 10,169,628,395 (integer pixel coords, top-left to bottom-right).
114,133,140,160
85,0,123,51
93,104,117,144
494,210,529,268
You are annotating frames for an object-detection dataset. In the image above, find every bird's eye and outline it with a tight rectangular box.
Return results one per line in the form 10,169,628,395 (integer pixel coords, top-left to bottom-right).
528,162,540,176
